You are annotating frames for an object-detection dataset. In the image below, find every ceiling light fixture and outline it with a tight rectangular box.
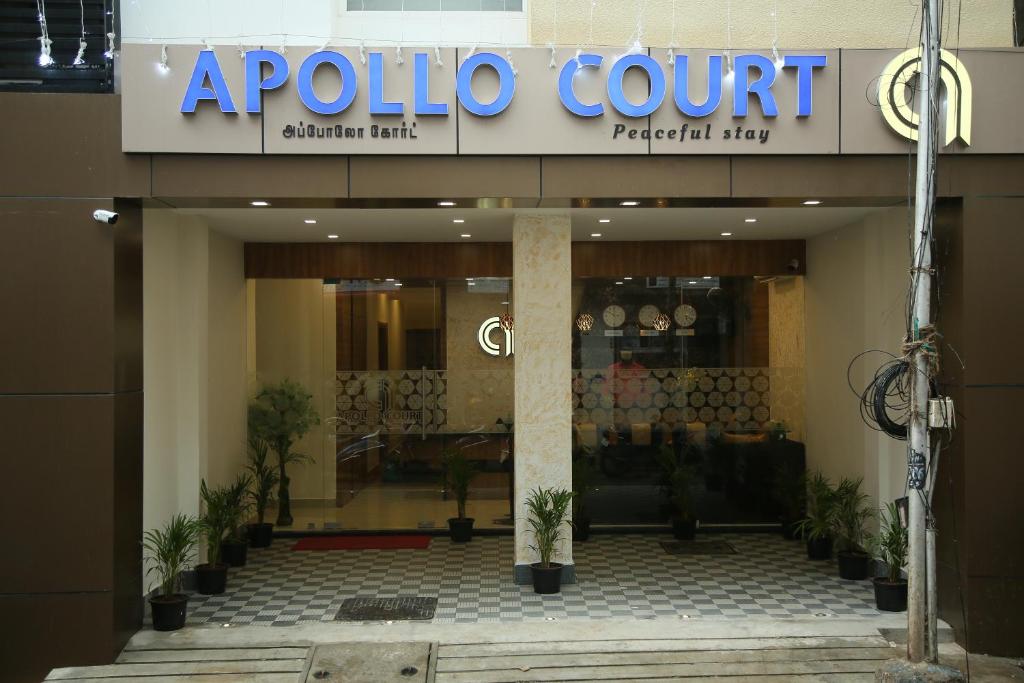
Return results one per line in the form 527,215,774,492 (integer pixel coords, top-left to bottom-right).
624,276,633,280
703,276,712,279
438,201,456,207
721,232,733,236
599,218,611,223
803,199,822,205
591,232,602,238
250,200,269,207
453,218,465,223
460,233,471,238
620,200,640,206
304,219,317,224
385,278,395,282
327,234,339,239
745,218,757,223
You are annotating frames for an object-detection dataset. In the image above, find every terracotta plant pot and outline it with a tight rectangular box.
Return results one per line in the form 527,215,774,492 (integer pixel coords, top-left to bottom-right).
530,562,563,594
447,517,474,543
149,594,188,632
873,577,908,612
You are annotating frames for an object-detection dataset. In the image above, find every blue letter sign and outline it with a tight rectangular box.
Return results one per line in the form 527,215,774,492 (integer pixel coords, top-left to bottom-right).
414,52,448,115
456,52,516,117
673,55,723,117
181,50,236,113
733,54,778,117
607,54,665,118
783,54,827,116
297,51,358,115
558,54,604,117
244,49,289,113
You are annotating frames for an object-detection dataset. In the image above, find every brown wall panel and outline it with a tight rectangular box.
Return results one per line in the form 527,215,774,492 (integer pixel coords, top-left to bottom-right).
0,199,123,394
112,391,144,653
0,593,115,683
572,240,806,278
731,156,908,199
964,576,1024,657
0,395,114,593
943,156,1024,197
962,197,1024,386
152,155,349,199
245,242,513,278
0,94,150,199
542,156,730,199
349,156,540,198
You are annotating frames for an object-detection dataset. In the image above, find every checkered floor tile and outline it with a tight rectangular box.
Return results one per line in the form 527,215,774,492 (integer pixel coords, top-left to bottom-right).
187,533,882,626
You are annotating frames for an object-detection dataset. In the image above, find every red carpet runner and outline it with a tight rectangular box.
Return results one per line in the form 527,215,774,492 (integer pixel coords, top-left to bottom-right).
290,535,432,551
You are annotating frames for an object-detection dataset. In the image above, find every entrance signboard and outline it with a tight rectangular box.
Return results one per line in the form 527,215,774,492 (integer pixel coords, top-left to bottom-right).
122,44,1020,155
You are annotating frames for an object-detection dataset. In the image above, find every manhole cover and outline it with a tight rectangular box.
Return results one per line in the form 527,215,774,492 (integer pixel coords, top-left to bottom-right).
336,597,437,621
660,540,737,555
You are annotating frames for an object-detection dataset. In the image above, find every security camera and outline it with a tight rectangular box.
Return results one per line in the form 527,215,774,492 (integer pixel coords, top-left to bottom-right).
93,209,119,225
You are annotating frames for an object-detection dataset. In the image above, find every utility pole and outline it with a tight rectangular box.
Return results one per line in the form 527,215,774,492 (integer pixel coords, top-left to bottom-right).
905,0,940,665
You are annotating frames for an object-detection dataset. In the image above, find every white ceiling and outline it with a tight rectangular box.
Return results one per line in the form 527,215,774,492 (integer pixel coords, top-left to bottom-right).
182,206,890,243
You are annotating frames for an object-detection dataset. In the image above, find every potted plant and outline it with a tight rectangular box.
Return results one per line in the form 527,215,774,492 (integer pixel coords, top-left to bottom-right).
873,501,908,611
196,479,233,595
248,379,321,527
245,435,278,548
142,514,199,631
443,450,477,543
795,471,837,560
774,462,805,540
766,420,789,442
571,453,595,542
526,487,574,594
219,474,253,567
833,477,873,580
656,445,696,540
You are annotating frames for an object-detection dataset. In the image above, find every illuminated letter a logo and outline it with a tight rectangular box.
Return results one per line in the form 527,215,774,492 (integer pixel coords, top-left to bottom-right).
879,47,972,147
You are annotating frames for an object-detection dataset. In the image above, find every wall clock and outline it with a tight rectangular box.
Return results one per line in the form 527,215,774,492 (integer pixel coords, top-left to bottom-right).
674,303,698,327
638,304,661,327
602,304,626,328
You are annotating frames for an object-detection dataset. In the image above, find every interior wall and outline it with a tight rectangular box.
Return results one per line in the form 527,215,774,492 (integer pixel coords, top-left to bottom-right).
768,276,806,442
142,210,247,571
805,207,910,517
250,279,336,501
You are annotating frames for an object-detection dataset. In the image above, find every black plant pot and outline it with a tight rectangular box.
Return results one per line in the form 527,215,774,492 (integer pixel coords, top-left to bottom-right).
672,517,697,540
873,577,908,612
806,536,833,560
248,522,273,548
150,594,188,632
448,517,475,543
573,517,592,542
837,551,871,580
196,563,228,595
530,562,563,594
220,540,248,568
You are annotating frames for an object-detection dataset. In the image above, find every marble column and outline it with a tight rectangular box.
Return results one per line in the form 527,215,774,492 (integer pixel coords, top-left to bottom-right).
512,213,574,583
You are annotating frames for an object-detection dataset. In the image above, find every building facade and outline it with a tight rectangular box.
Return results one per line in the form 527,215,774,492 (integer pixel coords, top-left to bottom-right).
1,1,1022,681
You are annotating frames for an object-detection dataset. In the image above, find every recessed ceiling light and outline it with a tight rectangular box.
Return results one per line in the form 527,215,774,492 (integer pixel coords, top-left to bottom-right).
438,201,456,207
624,276,632,280
327,234,339,239
721,232,733,236
466,277,474,281
385,278,394,282
395,283,402,287
460,233,471,238
703,276,712,279
468,281,476,286
453,218,465,223
591,233,602,238
615,281,624,285
250,200,269,207
620,200,640,206
689,280,697,284
599,218,611,223
501,301,509,305
745,218,757,223
803,199,822,205
304,218,317,224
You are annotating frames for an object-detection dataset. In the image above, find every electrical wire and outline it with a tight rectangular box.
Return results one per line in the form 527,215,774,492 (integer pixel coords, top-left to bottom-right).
847,350,911,440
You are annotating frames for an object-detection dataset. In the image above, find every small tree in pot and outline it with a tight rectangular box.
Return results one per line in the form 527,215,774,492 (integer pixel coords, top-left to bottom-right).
219,474,253,568
245,435,279,548
196,479,233,595
873,501,908,611
248,379,320,527
526,487,574,594
656,445,696,540
832,477,873,580
443,451,477,542
143,514,199,631
571,453,595,542
795,471,838,560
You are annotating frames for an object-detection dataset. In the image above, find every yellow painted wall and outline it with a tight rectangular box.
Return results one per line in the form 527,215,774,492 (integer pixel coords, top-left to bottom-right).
529,0,1011,49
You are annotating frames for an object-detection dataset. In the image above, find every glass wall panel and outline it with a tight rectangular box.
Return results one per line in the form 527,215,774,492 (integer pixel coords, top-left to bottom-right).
571,276,805,528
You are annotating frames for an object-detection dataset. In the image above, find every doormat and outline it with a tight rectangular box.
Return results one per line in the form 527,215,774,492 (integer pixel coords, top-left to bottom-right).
335,597,437,621
660,540,737,555
291,535,431,551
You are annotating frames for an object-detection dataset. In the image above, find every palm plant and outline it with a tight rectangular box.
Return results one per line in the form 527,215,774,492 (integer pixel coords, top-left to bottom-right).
142,514,199,598
198,479,233,566
248,379,321,526
833,477,873,554
443,450,476,520
525,487,574,569
876,501,908,583
246,435,279,526
794,471,838,541
224,473,253,543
